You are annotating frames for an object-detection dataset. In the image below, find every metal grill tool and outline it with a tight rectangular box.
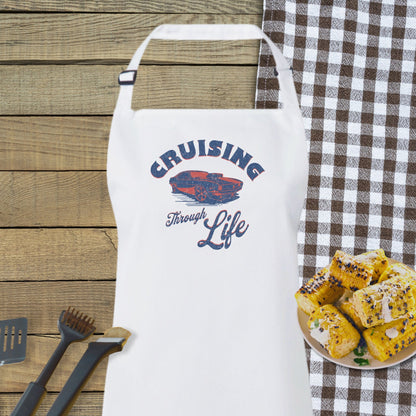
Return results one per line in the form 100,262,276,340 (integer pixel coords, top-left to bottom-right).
11,307,95,416
47,327,131,416
0,317,28,367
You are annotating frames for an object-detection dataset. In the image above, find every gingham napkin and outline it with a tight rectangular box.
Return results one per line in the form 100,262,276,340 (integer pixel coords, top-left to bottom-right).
256,1,416,415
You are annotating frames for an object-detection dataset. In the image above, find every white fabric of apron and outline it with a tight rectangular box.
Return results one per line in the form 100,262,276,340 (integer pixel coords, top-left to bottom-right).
104,24,312,416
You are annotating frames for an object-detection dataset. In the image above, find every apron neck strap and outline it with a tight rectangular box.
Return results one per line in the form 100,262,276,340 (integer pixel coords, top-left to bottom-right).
115,24,297,113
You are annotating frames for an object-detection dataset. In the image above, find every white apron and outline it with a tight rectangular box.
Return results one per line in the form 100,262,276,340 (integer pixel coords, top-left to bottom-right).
103,24,312,416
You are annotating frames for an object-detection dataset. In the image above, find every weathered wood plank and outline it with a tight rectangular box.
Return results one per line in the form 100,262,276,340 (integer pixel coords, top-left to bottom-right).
0,172,114,227
0,336,109,392
1,228,117,281
0,0,264,411
0,117,110,170
0,0,262,14
0,65,257,115
0,14,261,63
0,392,103,415
0,281,115,333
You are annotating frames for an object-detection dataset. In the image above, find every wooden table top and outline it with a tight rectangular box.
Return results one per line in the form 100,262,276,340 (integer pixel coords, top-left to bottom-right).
0,1,262,414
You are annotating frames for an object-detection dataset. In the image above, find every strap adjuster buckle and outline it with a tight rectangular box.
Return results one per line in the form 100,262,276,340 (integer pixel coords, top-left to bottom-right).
274,66,293,76
118,70,137,85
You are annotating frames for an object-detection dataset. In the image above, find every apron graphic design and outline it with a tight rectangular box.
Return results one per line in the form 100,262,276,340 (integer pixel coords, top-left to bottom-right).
169,171,243,204
154,138,263,250
104,25,313,416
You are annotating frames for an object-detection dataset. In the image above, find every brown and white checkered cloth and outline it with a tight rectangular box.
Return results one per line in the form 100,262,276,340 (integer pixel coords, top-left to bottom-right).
256,1,416,415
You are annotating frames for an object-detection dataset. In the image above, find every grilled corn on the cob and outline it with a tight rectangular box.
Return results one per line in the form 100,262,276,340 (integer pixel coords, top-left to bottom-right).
363,314,416,361
338,297,365,332
354,249,388,282
307,304,361,358
329,250,374,291
295,267,344,315
378,262,416,283
352,276,416,328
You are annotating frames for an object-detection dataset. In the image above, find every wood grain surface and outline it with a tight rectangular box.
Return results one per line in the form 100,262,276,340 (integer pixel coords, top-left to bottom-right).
0,65,257,114
0,14,261,63
0,0,262,13
0,117,110,170
1,228,117,281
0,393,103,415
0,172,113,227
0,281,115,333
0,0,263,412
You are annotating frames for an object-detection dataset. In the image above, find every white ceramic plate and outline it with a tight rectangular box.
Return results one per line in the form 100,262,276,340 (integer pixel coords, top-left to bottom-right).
298,308,416,369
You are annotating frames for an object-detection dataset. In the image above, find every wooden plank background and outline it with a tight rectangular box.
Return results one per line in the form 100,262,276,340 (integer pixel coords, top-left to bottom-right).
0,1,263,414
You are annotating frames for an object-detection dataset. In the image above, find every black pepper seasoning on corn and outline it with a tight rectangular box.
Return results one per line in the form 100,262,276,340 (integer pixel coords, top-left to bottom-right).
307,304,361,359
378,262,416,283
352,276,416,328
296,248,416,364
295,267,344,315
329,250,375,291
363,314,416,361
338,297,365,332
354,248,389,282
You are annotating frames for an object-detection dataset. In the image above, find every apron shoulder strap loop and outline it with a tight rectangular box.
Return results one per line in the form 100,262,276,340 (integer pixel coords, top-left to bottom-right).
115,24,298,113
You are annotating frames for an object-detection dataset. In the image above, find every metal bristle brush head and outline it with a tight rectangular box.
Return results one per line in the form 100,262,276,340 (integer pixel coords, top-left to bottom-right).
59,307,96,341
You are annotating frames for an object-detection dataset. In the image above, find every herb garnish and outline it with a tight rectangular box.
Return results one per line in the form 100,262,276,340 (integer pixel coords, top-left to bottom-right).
354,358,370,366
353,346,367,357
313,319,320,328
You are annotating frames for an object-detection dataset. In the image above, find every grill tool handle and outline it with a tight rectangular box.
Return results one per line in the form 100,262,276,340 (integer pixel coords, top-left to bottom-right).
47,342,122,416
10,382,46,416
